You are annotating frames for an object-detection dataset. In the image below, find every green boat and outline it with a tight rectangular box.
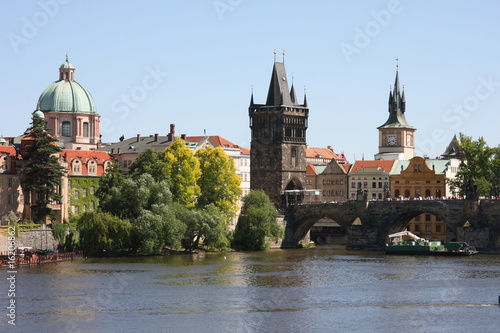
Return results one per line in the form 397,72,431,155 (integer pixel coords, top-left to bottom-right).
386,231,478,256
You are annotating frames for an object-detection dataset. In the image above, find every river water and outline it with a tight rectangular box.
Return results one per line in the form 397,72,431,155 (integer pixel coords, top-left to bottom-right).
2,248,500,333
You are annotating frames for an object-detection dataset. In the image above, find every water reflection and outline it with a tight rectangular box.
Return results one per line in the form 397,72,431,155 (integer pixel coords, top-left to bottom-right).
4,249,500,332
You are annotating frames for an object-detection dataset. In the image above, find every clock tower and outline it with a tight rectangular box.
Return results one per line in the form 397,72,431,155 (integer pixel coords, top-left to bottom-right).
375,69,415,160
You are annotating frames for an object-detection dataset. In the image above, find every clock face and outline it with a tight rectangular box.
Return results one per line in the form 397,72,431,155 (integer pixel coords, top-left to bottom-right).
387,135,397,146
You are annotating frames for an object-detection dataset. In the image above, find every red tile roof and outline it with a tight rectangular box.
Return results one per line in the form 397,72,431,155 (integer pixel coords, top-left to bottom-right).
306,164,317,175
0,146,17,156
184,136,242,149
61,150,112,163
350,160,395,173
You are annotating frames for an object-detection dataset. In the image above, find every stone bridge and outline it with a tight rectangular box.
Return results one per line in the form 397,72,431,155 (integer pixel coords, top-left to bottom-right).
282,199,500,252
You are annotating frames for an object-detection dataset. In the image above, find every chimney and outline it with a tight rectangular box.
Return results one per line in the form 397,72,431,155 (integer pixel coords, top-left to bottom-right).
137,134,141,142
154,133,159,141
170,124,175,140
181,134,186,140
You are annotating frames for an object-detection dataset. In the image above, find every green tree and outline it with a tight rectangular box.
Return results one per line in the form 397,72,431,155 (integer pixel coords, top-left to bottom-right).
21,112,64,223
163,138,201,207
128,148,169,182
95,160,125,209
232,190,283,251
196,146,242,221
448,134,494,197
491,146,500,197
174,204,230,252
76,211,132,256
99,173,185,254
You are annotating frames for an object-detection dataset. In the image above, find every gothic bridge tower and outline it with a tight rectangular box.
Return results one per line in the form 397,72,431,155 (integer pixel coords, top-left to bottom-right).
249,60,308,208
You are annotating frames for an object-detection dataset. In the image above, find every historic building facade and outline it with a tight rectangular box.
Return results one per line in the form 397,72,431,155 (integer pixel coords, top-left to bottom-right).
249,61,309,207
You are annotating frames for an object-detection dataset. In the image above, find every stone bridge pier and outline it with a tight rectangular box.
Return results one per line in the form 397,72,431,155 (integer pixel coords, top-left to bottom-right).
282,199,500,252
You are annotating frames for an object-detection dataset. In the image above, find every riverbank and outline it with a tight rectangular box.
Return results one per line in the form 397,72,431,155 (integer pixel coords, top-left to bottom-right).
0,250,83,268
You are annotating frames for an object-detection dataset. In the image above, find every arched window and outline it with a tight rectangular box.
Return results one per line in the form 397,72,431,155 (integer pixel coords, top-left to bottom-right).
73,160,81,174
395,189,400,197
404,189,410,198
436,189,442,198
88,160,97,174
62,121,71,137
83,122,89,137
425,189,431,197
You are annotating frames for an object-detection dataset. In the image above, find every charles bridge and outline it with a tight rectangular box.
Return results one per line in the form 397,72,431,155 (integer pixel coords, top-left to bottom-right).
281,199,500,252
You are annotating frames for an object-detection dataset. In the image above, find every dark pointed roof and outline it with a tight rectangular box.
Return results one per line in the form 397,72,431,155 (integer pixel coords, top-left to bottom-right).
266,62,293,106
290,83,297,104
441,135,462,158
378,70,414,129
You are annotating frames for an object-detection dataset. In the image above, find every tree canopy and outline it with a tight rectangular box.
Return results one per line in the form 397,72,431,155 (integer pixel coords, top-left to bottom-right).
448,133,499,198
77,211,132,256
21,113,64,222
196,146,242,221
232,190,283,251
163,138,201,207
128,148,168,182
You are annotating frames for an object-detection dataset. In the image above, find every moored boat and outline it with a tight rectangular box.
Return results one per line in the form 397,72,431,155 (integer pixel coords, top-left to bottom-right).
385,231,478,256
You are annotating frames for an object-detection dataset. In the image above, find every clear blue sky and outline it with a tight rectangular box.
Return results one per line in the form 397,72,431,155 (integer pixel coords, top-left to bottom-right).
1,0,500,162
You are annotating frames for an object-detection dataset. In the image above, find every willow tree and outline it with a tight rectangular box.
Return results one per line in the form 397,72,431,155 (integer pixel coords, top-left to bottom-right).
21,112,64,223
195,146,242,221
163,138,201,207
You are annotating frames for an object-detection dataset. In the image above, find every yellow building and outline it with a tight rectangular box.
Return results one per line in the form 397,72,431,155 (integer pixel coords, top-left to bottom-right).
391,156,452,240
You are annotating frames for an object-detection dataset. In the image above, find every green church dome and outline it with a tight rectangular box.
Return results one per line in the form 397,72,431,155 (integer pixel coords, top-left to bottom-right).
37,58,97,114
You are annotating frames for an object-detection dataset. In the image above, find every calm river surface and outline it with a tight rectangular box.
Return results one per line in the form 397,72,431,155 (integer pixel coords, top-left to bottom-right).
2,248,500,333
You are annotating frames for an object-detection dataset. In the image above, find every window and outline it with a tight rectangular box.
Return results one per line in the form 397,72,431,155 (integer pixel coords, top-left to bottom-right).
73,160,81,173
436,189,442,198
74,190,79,199
395,189,400,197
88,161,96,174
425,189,431,197
425,225,431,232
90,201,95,210
83,122,89,137
404,189,410,197
62,121,71,137
8,194,13,205
8,177,13,188
74,205,79,215
425,214,431,221
351,182,356,188
372,182,376,188
414,225,420,231
82,188,87,197
363,182,367,188
436,225,442,232
378,182,383,188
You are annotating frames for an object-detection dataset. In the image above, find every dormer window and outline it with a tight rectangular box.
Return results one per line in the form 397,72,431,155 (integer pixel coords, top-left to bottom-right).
73,160,81,173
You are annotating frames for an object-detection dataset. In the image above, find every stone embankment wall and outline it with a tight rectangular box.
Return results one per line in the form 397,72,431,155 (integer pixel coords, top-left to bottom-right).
0,225,60,252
